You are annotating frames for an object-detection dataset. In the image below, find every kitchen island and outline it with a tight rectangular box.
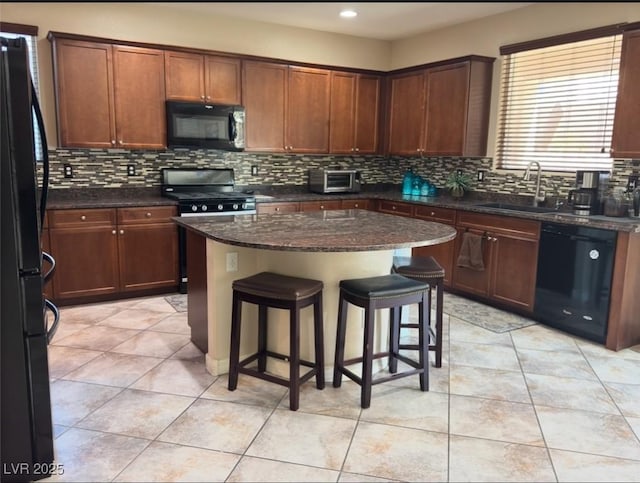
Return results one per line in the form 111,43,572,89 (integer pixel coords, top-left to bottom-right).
175,209,456,376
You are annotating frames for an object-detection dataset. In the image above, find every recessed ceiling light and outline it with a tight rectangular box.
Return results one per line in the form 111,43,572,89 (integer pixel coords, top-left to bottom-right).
339,10,357,18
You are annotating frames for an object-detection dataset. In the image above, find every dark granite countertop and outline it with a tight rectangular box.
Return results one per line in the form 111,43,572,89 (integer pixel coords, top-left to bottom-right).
46,187,176,209
175,210,457,252
45,186,640,233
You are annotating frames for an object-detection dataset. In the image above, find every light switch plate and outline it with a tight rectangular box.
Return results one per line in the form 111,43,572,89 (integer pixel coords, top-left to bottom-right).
226,252,238,272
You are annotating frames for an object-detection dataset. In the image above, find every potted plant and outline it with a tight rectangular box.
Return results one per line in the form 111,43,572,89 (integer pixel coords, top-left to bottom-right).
445,170,472,198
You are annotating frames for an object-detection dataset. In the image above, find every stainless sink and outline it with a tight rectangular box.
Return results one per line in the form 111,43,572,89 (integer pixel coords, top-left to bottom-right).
476,202,557,214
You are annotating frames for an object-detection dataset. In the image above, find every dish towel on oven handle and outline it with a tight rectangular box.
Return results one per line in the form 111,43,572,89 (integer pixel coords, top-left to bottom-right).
456,231,485,271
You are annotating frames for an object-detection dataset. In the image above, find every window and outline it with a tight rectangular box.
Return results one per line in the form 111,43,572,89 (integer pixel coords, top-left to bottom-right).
496,25,624,172
0,22,43,160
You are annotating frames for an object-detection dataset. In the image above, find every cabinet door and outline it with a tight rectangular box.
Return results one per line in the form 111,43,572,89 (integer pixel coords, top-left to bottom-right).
354,75,381,154
49,226,119,299
118,223,179,292
287,66,331,153
377,200,414,217
412,206,457,286
204,56,241,105
164,51,205,101
612,29,640,158
329,71,356,154
489,234,538,311
330,73,380,154
452,228,491,297
388,71,426,155
113,45,166,149
424,63,469,156
51,39,116,148
243,61,287,151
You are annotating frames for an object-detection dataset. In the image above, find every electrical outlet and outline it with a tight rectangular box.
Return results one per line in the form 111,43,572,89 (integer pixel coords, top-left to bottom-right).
628,174,638,190
226,252,238,272
127,164,136,176
477,170,485,182
456,169,463,176
251,165,258,176
63,163,73,178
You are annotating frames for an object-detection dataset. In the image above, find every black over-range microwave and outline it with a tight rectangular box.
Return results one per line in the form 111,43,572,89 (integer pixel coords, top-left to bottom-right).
166,101,245,151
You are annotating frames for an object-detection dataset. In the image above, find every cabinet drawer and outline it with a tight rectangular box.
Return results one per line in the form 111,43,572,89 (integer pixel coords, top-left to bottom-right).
341,199,370,210
299,200,342,212
456,211,539,239
413,205,456,224
49,208,116,227
257,202,299,214
377,200,414,217
117,206,177,224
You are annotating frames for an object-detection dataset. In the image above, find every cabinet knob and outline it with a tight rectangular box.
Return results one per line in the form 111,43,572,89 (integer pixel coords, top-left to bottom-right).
354,203,359,208
111,140,116,146
206,96,210,100
355,147,360,152
118,140,123,145
430,211,435,216
80,215,86,221
320,205,325,210
119,229,124,235
275,207,280,211
112,229,116,235
146,212,152,217
392,205,397,210
200,95,205,100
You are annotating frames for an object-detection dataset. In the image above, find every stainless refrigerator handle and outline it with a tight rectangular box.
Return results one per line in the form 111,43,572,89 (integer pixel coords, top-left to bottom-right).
44,298,60,344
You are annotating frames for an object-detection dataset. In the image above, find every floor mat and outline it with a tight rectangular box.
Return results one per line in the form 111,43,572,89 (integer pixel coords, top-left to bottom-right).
164,294,188,312
443,292,537,333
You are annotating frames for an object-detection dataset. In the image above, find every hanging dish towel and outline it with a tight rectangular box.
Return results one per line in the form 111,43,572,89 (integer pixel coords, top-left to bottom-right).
457,232,485,271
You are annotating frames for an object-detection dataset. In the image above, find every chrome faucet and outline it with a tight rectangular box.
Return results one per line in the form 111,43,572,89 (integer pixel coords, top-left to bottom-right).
523,161,545,207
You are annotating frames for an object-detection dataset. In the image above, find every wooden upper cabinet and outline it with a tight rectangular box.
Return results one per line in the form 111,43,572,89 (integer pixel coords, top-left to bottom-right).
51,39,116,148
286,66,331,153
50,34,166,149
388,71,426,156
330,72,380,154
112,45,166,149
243,61,287,152
165,51,241,105
387,57,494,157
611,28,640,158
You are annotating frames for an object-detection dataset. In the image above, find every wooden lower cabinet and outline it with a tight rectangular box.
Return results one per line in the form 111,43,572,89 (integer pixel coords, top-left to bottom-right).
376,200,414,217
411,205,457,286
117,206,179,292
256,202,300,214
452,212,540,312
299,200,342,211
341,199,370,210
48,206,178,303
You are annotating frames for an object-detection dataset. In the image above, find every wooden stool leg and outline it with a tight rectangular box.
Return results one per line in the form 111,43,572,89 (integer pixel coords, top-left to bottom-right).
435,281,443,368
313,292,325,389
257,305,268,373
419,293,430,392
333,293,348,388
228,291,242,391
361,304,375,409
388,306,400,373
289,304,301,411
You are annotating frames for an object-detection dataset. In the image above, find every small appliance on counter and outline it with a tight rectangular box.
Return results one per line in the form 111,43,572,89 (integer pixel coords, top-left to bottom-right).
308,168,361,194
567,170,610,215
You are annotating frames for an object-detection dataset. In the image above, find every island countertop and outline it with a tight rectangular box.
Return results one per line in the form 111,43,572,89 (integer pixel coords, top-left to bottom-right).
174,209,457,252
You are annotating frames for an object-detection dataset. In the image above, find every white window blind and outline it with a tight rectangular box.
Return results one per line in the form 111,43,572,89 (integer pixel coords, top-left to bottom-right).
1,29,43,160
496,32,622,172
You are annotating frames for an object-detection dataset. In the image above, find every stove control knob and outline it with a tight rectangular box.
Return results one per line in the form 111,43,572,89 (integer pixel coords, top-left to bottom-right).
217,204,224,211
233,204,239,210
191,205,198,212
201,205,208,212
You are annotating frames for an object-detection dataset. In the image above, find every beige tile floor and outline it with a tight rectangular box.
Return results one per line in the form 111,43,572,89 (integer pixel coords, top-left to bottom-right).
42,293,640,482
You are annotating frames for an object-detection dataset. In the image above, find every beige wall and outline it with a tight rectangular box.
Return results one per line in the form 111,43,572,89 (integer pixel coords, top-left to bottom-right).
2,2,639,156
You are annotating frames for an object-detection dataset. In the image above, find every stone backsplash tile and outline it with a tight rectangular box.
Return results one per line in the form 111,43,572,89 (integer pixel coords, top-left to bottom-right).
42,148,638,200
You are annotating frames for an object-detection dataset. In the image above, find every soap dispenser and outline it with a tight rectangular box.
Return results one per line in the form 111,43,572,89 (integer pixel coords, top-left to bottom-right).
402,170,413,195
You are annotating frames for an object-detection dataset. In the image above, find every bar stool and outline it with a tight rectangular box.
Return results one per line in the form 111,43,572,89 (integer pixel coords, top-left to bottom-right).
228,271,324,411
391,256,445,368
333,273,430,409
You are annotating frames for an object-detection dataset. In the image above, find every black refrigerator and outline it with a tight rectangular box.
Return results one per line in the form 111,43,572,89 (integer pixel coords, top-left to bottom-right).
1,36,59,481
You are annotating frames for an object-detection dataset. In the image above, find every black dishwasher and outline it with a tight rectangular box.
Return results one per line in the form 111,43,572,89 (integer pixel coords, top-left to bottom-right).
534,222,617,343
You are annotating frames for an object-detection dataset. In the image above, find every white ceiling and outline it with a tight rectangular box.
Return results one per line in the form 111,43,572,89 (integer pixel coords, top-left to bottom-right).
151,2,534,41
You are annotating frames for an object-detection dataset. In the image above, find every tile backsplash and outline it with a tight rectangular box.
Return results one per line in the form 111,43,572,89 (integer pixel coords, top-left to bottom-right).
43,148,638,201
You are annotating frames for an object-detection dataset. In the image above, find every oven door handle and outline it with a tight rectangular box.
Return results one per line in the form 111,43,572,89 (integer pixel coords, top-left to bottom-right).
229,113,237,141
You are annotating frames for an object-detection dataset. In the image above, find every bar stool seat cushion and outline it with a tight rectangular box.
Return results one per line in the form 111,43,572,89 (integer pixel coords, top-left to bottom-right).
339,274,428,300
232,271,323,301
392,256,445,280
